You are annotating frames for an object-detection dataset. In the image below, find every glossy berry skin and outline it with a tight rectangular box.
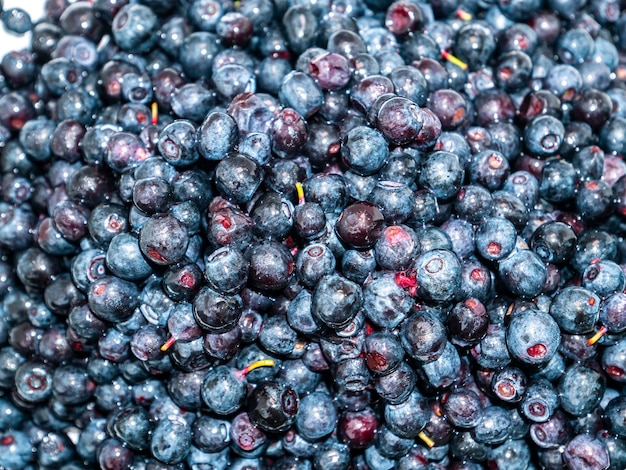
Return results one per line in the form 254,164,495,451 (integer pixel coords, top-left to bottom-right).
576,180,614,222
335,201,385,251
419,151,464,201
447,298,489,348
475,217,517,262
150,415,192,464
413,249,462,302
293,202,326,240
558,364,605,418
563,434,610,470
583,261,626,299
14,361,53,404
600,293,626,334
248,382,299,432
197,112,238,161
311,274,362,330
296,243,336,289
572,89,613,131
191,415,231,453
214,154,263,204
375,97,424,146
341,249,377,285
276,72,322,120
374,361,417,404
201,365,246,416
472,406,512,445
419,341,461,389
111,4,158,53
383,390,430,440
193,286,242,334
88,275,140,323
139,213,189,266
157,120,199,167
341,126,389,176
492,366,527,404
498,249,546,299
338,407,379,450
524,115,565,158
204,246,248,295
246,241,294,292
549,286,600,334
520,378,560,423
105,233,152,281
506,309,560,366
442,388,483,429
530,221,577,264
454,23,496,71
0,430,34,469
109,406,153,452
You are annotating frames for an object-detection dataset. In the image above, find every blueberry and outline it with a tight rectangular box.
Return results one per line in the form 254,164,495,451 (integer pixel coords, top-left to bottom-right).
311,274,362,330
150,415,192,464
524,115,565,158
139,213,189,266
563,434,610,470
475,217,517,261
519,378,560,423
558,364,605,417
88,275,141,323
550,286,600,334
111,5,156,53
0,430,33,469
472,406,512,445
214,153,263,204
498,248,547,298
576,180,615,222
14,361,54,404
246,240,294,292
506,309,560,366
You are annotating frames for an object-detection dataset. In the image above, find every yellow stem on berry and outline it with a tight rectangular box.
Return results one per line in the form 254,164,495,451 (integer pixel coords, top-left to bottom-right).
295,182,306,206
240,359,275,377
441,51,468,70
418,431,435,448
587,325,608,346
151,102,158,126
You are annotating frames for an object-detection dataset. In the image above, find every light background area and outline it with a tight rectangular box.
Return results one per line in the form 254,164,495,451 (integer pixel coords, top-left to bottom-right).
0,1,46,58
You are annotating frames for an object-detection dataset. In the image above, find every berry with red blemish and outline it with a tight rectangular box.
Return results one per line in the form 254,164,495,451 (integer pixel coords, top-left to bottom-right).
139,213,189,266
529,410,571,449
385,1,424,36
602,337,626,383
230,412,267,455
491,366,527,403
338,407,379,449
475,216,517,262
364,331,405,376
428,89,468,131
468,149,511,191
374,225,418,271
248,380,299,433
520,378,560,423
549,286,601,334
506,309,560,366
0,430,40,469
88,275,141,323
13,361,53,404
447,298,489,347
576,179,615,222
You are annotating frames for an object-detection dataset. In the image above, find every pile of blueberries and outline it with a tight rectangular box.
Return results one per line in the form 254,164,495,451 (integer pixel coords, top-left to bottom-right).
2,0,626,468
